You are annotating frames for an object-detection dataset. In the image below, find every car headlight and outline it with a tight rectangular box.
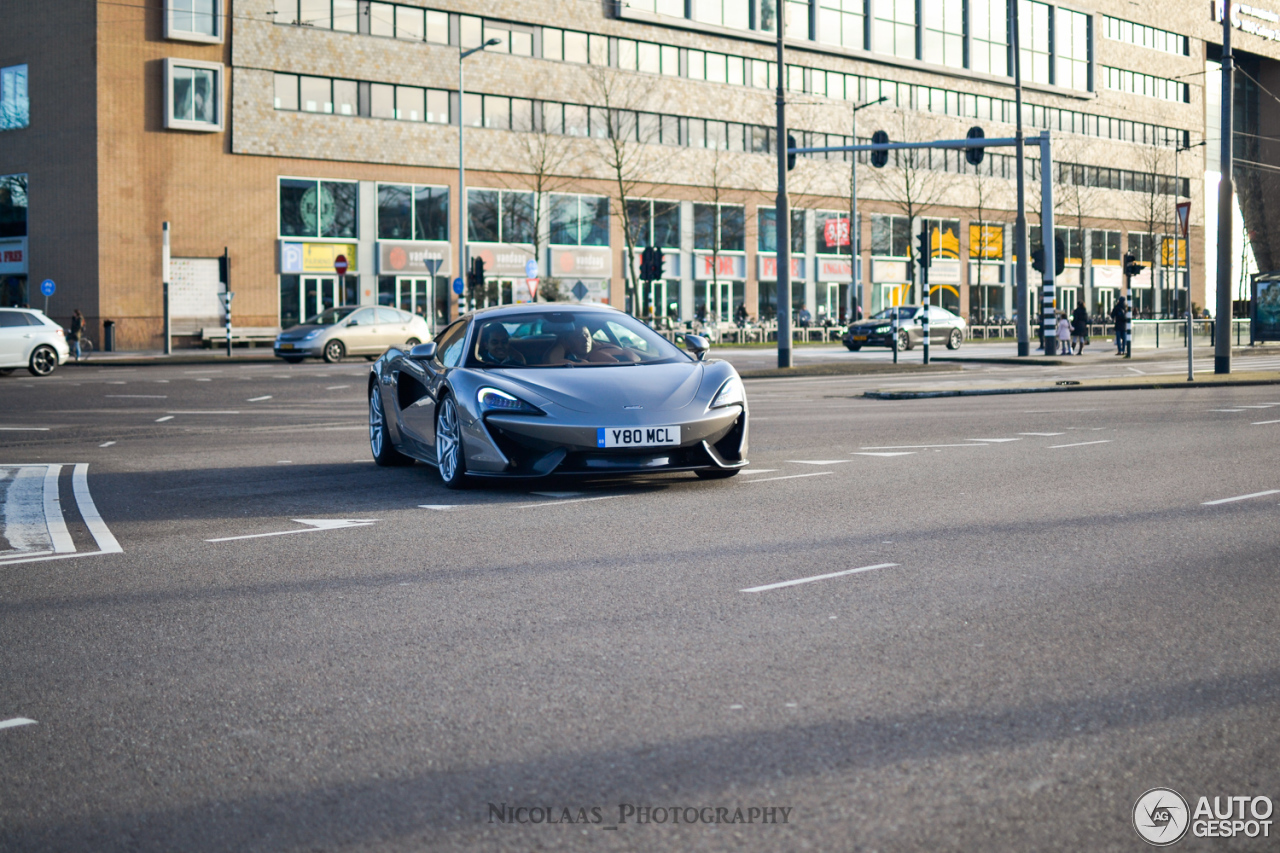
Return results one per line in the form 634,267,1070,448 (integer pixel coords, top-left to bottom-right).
710,376,745,409
477,387,543,415
875,325,890,333
302,329,323,339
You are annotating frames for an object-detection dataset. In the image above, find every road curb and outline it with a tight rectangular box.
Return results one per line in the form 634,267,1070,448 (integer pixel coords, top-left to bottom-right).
863,376,1280,399
739,362,964,379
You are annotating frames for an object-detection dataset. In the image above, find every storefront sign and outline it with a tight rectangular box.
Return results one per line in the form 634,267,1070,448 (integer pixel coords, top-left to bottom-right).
1255,274,1280,341
1129,268,1153,290
822,217,850,248
757,254,805,281
693,252,746,281
1215,0,1280,40
0,237,27,275
280,242,358,274
816,257,853,282
871,259,908,283
468,243,535,278
550,246,613,279
1092,265,1122,289
629,251,681,280
969,263,1003,285
928,260,961,285
377,241,451,276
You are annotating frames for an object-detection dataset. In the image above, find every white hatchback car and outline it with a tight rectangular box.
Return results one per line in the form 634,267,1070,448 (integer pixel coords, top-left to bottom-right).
0,308,71,377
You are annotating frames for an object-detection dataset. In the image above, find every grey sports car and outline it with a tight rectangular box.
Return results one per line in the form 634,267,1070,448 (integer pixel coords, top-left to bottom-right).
367,304,748,488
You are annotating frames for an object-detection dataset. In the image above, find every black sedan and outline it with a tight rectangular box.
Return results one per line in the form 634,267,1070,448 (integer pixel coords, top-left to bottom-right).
843,305,967,352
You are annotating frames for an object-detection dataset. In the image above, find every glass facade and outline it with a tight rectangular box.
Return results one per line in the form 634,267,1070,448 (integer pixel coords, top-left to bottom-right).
377,184,448,241
550,195,609,246
873,0,916,59
922,0,964,68
171,65,217,125
817,0,864,50
279,178,358,239
693,204,744,252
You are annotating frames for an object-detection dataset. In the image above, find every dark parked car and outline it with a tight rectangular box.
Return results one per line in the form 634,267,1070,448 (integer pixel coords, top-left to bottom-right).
842,305,967,352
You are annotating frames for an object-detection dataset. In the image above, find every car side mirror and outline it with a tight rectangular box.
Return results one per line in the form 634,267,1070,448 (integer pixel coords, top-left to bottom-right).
408,342,437,360
683,334,710,361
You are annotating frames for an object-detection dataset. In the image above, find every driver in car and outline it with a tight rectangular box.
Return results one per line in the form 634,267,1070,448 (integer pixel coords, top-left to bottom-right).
549,324,636,364
479,324,526,365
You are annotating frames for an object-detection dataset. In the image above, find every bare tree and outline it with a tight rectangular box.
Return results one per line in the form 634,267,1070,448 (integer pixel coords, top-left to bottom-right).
691,146,743,326
500,128,573,302
1126,145,1174,316
583,66,669,314
863,112,949,302
966,156,1009,321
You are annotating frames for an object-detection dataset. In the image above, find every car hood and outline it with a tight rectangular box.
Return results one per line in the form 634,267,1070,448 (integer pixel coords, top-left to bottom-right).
278,325,327,340
483,362,705,414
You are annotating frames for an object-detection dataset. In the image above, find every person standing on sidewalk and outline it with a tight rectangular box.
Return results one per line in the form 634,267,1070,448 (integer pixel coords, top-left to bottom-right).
1071,301,1089,355
1055,312,1072,355
69,308,84,361
1110,297,1128,355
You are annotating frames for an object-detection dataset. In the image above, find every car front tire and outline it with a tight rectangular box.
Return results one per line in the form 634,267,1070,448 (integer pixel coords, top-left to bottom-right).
947,329,963,350
281,356,304,364
436,395,468,489
844,343,862,352
895,330,911,352
369,385,415,467
696,468,740,480
323,340,345,363
28,345,58,377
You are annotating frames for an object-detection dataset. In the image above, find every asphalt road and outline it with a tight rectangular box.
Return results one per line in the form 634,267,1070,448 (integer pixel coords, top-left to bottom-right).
1,357,1279,851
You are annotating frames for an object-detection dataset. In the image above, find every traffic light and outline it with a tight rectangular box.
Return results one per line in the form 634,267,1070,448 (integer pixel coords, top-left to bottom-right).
640,246,662,281
870,130,889,168
786,134,797,171
1123,252,1145,278
917,229,931,269
218,249,229,285
1053,236,1065,277
1031,245,1044,274
468,257,486,293
965,126,985,166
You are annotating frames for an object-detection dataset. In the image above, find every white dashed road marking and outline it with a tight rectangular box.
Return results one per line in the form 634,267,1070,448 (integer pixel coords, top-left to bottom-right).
98,442,116,448
1019,432,1064,436
0,427,50,432
155,416,174,422
1202,489,1280,506
853,452,917,457
791,460,852,465
746,472,833,483
741,562,899,593
247,396,273,402
517,495,623,509
0,718,37,731
1253,420,1280,426
1048,440,1112,449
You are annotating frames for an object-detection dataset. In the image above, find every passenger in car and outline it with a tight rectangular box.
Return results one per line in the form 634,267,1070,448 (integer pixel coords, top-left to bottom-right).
546,324,637,364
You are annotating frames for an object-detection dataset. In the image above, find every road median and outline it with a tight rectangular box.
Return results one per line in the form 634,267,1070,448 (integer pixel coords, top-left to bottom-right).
863,370,1280,399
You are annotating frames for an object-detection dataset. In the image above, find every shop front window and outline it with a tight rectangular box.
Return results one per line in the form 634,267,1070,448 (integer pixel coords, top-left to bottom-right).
550,194,609,246
280,178,358,239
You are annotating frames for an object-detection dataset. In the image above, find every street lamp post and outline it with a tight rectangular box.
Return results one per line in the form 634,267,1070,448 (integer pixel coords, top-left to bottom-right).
1010,0,1030,357
846,96,888,324
456,38,501,321
1174,139,1204,381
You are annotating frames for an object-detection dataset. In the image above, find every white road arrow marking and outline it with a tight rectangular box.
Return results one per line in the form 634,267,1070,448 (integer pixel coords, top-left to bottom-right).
206,518,378,542
0,718,37,731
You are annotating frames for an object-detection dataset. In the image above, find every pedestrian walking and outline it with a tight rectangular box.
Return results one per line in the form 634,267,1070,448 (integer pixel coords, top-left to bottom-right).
1055,312,1071,355
734,302,748,329
1071,301,1089,355
1110,296,1128,355
69,308,85,361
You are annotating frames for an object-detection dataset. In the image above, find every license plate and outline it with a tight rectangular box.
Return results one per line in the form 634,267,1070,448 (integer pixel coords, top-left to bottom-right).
597,426,680,448
280,343,294,350
852,335,867,341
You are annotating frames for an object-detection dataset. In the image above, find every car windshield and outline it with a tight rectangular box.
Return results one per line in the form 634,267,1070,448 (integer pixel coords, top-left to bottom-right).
304,306,357,326
466,311,690,368
872,307,918,320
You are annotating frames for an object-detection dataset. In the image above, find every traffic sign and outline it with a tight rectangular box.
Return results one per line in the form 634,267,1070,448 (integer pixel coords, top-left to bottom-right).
333,254,348,276
525,259,538,278
452,277,464,295
571,281,588,301
1175,201,1191,239
526,278,539,301
40,279,55,297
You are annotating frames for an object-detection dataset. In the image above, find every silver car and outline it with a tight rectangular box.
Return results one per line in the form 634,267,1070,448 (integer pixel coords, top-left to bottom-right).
368,304,749,488
0,308,71,377
274,305,432,364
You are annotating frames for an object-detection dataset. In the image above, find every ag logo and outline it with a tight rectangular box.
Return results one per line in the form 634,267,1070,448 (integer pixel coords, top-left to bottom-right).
1133,788,1190,846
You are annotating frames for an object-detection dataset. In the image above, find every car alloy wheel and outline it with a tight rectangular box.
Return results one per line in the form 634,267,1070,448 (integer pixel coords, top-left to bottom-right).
369,385,413,467
323,340,345,363
436,395,467,488
405,337,420,347
896,330,910,352
947,329,963,350
28,345,58,376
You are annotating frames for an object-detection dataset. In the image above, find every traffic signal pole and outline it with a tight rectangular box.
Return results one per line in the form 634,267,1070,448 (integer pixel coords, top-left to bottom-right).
918,228,931,365
1039,131,1057,357
775,21,792,369
1215,0,1234,374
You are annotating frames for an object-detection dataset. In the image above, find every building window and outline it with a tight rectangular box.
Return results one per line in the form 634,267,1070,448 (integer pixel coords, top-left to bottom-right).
814,211,855,255
1103,16,1188,56
1018,0,1051,85
871,214,911,257
467,189,534,244
0,174,27,238
550,195,609,246
758,208,805,253
693,0,751,29
922,0,964,68
693,204,745,252
1055,7,1090,91
817,0,865,50
166,0,221,42
0,65,28,132
164,59,223,132
922,218,961,259
785,0,811,38
1090,229,1121,263
279,178,358,239
625,199,682,249
1103,67,1187,102
873,0,916,59
377,184,448,241
969,223,1004,260
971,0,1007,75
627,0,686,16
